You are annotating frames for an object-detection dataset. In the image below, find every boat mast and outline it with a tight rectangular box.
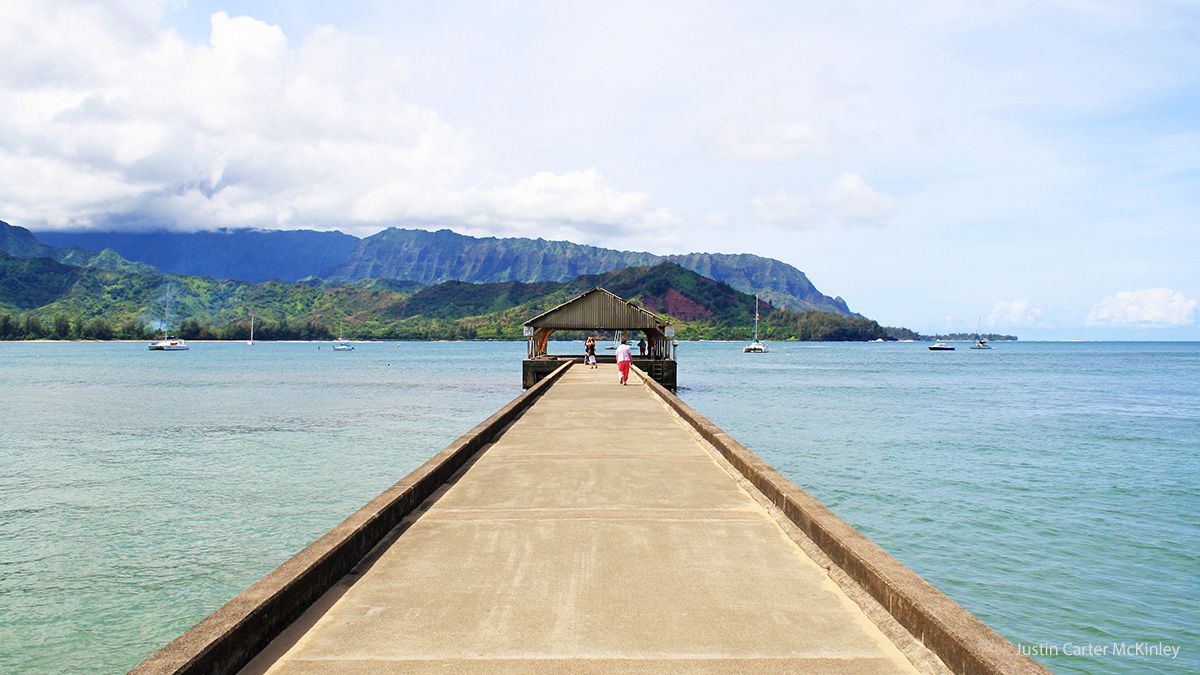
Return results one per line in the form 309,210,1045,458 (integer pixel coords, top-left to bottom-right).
753,294,760,342
163,286,171,337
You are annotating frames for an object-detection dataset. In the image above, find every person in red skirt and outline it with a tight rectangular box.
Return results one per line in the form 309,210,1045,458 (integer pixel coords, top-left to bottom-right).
615,338,632,385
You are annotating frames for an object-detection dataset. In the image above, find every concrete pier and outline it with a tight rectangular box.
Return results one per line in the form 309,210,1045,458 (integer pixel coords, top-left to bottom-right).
131,362,1049,675
523,354,677,390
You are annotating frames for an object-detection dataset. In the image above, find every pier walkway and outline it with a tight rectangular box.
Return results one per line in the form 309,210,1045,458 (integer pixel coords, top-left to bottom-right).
134,361,1048,675
238,366,930,675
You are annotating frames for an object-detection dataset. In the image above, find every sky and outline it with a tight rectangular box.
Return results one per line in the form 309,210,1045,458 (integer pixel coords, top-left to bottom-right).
1,0,1197,339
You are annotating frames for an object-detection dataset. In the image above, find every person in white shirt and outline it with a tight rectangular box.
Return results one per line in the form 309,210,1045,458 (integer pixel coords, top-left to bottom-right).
615,338,633,385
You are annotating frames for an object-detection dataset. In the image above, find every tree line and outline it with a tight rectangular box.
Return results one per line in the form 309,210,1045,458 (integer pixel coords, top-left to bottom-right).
0,313,335,341
0,313,150,340
1,309,894,343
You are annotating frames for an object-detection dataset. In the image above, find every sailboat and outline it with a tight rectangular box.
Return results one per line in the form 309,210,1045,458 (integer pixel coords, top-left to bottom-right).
743,295,769,353
333,320,354,351
148,285,189,351
970,318,992,350
247,313,255,346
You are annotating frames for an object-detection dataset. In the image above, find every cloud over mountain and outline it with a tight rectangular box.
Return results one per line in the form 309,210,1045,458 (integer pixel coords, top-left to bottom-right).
3,1,1198,338
751,173,894,228
0,2,672,244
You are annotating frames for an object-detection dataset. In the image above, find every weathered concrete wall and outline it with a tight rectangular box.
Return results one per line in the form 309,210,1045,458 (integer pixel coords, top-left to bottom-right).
631,365,1052,675
522,357,570,388
128,361,574,675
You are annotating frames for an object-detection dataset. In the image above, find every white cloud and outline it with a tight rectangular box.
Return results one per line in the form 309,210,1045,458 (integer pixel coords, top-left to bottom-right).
822,172,896,222
467,169,651,228
990,299,1044,327
752,172,894,228
1086,289,1198,327
0,0,1196,327
0,5,455,229
710,118,833,163
750,190,815,225
0,2,674,245
352,167,678,245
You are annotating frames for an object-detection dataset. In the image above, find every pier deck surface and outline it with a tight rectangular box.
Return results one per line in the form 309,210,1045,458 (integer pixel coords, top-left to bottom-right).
242,366,925,675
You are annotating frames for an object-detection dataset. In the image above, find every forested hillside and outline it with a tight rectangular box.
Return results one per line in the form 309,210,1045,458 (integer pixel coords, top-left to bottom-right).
1,221,156,274
32,225,854,314
0,252,886,342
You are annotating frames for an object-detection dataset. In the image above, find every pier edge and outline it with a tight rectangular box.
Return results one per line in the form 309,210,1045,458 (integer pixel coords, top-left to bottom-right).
127,360,575,675
631,365,1053,675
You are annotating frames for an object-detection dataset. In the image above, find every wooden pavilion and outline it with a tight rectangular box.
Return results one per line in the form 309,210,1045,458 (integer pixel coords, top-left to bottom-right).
522,287,677,390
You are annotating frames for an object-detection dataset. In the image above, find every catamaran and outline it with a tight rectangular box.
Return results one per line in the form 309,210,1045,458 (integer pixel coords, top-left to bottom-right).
743,295,768,353
148,336,188,350
148,286,188,351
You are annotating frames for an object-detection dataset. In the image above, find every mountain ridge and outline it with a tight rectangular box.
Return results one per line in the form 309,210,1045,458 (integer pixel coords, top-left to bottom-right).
0,250,885,342
0,220,157,275
32,225,855,316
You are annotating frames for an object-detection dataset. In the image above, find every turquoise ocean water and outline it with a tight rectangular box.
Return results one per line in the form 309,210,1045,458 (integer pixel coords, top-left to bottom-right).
0,340,1196,674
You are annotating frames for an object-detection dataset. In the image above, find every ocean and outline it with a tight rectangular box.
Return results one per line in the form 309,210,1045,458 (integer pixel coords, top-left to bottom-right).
0,340,1196,674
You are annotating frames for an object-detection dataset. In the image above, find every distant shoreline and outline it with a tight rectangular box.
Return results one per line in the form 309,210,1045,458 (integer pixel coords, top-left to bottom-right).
7,338,1200,345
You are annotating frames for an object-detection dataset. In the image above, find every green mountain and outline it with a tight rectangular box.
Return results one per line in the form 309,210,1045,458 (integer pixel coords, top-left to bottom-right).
0,254,88,310
0,220,157,274
0,251,884,342
0,250,403,340
33,225,854,315
329,228,658,284
328,228,853,315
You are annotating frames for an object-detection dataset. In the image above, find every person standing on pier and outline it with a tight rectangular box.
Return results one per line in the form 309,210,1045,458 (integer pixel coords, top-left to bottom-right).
616,338,632,385
638,337,646,357
585,336,598,369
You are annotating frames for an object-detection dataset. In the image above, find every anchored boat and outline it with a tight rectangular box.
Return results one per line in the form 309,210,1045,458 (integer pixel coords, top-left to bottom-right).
970,319,992,349
333,320,354,351
147,336,188,351
743,295,769,353
148,286,189,351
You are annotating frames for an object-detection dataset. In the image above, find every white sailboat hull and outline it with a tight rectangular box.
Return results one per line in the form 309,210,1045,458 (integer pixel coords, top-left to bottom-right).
744,294,768,353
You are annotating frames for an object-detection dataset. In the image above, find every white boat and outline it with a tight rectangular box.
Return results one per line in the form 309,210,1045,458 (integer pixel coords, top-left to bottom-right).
970,318,992,350
743,295,769,353
148,286,189,351
148,336,188,351
744,340,768,353
928,342,955,351
333,321,354,351
247,313,255,346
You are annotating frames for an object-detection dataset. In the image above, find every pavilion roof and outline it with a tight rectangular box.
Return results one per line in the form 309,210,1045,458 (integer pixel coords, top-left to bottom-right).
523,287,670,331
